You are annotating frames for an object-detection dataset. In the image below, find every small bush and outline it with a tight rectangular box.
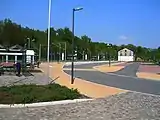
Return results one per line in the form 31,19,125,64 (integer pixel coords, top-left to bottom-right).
0,84,82,104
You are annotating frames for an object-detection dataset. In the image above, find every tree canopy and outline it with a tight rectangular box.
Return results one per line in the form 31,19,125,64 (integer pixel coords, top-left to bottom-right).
0,18,160,62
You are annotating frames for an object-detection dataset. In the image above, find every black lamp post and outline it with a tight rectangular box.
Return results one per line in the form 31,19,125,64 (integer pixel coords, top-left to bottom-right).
107,44,112,67
26,38,35,49
71,7,83,84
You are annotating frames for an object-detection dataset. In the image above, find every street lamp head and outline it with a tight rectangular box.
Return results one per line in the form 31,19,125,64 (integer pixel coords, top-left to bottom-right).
73,7,83,11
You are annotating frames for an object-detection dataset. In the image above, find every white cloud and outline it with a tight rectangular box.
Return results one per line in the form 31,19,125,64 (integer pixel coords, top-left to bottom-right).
119,35,128,40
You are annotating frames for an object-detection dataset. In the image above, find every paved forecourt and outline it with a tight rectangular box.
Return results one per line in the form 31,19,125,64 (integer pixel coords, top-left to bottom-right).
40,61,126,98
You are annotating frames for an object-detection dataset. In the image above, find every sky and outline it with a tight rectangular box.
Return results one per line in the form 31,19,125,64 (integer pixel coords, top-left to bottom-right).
0,0,160,48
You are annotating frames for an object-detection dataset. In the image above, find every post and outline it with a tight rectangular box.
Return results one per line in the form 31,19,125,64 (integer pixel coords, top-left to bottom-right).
71,9,75,84
2,56,4,62
83,51,84,60
109,53,111,67
89,51,91,61
85,54,88,61
28,38,31,49
39,44,41,61
15,55,17,63
47,0,52,81
59,43,61,62
65,42,67,61
6,55,8,63
108,50,111,67
107,44,111,67
98,54,100,61
51,47,53,61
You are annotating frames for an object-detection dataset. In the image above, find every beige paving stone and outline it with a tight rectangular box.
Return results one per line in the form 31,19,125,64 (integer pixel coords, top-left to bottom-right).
40,62,127,98
93,62,126,73
137,72,160,81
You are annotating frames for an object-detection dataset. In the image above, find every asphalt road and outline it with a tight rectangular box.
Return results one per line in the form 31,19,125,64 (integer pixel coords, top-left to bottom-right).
112,62,141,77
64,62,160,95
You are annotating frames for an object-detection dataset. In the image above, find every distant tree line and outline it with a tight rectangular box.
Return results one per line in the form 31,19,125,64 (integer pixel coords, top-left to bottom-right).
0,19,160,62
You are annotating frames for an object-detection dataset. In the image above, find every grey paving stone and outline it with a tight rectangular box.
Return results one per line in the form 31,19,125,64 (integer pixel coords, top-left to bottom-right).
0,92,160,120
0,72,52,87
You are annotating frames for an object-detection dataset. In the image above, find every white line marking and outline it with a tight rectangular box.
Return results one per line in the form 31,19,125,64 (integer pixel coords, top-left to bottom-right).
105,72,139,79
105,72,159,81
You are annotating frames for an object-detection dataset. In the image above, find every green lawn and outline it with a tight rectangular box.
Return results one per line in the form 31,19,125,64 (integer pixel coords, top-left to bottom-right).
0,84,83,104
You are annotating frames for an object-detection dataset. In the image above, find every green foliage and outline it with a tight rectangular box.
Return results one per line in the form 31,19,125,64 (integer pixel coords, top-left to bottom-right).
0,84,81,104
0,18,160,61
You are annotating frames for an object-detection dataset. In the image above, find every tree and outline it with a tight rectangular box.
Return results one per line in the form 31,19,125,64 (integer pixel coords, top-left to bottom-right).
0,18,159,62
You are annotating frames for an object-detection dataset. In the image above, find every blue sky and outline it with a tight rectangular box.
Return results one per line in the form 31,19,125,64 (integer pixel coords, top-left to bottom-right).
0,0,160,48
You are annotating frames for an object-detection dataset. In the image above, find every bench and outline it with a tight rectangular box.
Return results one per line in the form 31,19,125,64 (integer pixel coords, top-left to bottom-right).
0,62,16,75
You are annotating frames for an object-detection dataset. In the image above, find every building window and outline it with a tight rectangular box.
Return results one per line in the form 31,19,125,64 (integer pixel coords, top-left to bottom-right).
8,55,15,62
120,52,123,56
17,55,22,63
130,51,132,56
124,49,127,56
0,56,6,62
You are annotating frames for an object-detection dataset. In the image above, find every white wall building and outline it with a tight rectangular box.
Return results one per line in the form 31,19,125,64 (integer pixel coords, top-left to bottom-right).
118,48,134,62
0,44,35,64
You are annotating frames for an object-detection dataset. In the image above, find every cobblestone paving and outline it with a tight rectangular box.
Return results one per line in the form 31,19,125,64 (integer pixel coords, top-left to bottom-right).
0,92,160,120
0,72,52,87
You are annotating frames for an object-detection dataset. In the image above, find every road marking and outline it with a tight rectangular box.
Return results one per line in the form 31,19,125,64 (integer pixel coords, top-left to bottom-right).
105,72,139,79
105,72,160,82
63,68,97,71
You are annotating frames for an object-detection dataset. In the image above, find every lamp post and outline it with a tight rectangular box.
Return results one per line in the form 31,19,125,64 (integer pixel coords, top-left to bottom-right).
39,44,41,61
87,48,91,61
54,32,67,61
71,7,83,84
107,44,112,67
59,42,67,61
47,0,52,81
27,38,35,49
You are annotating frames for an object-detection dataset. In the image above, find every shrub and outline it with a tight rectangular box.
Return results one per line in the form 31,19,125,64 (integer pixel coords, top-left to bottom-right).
0,84,82,104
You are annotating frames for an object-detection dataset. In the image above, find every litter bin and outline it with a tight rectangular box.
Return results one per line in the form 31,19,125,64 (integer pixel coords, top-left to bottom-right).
16,62,21,76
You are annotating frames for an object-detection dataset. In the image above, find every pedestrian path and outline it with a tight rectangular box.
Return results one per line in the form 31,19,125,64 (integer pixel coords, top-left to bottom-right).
40,62,126,98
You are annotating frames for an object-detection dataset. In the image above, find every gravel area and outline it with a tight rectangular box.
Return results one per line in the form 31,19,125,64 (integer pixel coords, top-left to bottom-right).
0,72,52,86
0,92,160,120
